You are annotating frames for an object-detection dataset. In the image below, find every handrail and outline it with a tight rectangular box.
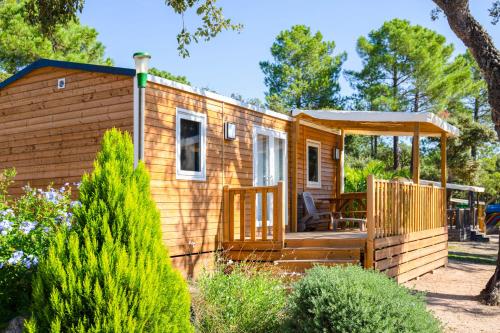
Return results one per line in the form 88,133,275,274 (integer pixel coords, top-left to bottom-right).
223,181,285,248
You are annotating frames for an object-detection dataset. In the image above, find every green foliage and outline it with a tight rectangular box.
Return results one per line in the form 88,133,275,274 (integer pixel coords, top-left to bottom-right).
25,129,192,333
149,67,191,85
284,265,441,333
24,0,242,58
0,174,76,323
192,263,287,333
0,168,15,204
260,25,346,111
344,160,409,193
0,0,112,75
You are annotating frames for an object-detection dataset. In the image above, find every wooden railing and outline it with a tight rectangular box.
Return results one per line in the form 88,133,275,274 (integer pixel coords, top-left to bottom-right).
338,192,367,218
368,177,445,238
365,175,448,277
223,181,285,250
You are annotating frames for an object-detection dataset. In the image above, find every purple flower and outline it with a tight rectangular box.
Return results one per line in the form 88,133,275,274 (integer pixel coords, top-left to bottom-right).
0,220,13,235
0,209,14,217
19,221,38,234
44,190,61,204
70,201,81,208
22,255,38,269
7,251,24,265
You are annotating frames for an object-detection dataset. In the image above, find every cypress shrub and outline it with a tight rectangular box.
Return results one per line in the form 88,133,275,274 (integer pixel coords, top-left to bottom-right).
25,129,192,332
284,265,441,333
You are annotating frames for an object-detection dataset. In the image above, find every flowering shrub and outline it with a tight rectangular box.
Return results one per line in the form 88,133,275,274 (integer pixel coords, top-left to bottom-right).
0,168,79,322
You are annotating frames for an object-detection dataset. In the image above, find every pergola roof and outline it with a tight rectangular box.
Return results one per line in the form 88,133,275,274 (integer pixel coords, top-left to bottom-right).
292,110,460,137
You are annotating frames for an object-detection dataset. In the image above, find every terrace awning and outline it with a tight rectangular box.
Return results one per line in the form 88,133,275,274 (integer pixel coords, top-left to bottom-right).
292,110,459,137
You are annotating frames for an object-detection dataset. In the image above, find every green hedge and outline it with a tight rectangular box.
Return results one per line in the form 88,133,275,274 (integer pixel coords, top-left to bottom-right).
192,263,287,333
284,265,441,333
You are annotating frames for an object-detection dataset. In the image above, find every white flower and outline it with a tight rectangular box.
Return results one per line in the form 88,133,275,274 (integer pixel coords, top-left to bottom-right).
0,220,13,235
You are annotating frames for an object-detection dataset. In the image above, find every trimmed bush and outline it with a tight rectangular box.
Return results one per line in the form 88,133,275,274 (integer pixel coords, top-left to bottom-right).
284,265,441,333
192,263,287,333
25,129,192,332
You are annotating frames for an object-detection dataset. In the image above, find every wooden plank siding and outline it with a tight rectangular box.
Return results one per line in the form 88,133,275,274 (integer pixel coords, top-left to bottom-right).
144,82,291,261
0,67,134,195
296,124,341,221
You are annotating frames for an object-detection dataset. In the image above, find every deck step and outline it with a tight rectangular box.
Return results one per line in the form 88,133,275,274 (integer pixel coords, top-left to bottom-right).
285,238,366,249
281,247,361,260
274,259,358,273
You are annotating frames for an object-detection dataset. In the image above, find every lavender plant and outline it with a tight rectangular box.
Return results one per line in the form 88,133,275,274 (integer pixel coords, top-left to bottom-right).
0,169,79,322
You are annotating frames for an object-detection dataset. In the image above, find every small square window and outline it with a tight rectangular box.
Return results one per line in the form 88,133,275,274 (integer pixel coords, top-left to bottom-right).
176,108,206,181
306,140,321,188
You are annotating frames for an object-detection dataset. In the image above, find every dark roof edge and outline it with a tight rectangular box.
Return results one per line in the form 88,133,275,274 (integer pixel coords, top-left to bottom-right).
0,59,135,89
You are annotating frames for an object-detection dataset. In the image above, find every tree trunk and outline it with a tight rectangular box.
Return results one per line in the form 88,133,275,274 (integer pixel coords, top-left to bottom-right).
393,136,399,170
480,228,500,306
433,0,500,306
471,97,479,159
433,0,500,139
410,90,420,177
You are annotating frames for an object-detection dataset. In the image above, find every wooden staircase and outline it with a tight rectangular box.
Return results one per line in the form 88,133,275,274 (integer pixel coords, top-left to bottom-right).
274,236,364,272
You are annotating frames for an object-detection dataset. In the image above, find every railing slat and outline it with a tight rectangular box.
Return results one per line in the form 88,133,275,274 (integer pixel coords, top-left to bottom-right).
240,191,246,241
261,189,268,241
250,190,256,241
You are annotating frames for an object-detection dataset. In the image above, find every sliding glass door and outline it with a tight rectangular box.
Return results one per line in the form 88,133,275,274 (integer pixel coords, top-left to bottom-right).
253,126,287,230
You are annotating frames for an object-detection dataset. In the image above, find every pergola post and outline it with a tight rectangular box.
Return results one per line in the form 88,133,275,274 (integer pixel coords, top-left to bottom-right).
412,125,420,184
336,129,345,198
290,116,300,232
441,133,447,227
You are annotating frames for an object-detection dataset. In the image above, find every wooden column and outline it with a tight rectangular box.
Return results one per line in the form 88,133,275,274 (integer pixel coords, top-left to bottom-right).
290,117,300,232
365,174,375,269
336,129,345,198
440,133,447,229
412,125,420,184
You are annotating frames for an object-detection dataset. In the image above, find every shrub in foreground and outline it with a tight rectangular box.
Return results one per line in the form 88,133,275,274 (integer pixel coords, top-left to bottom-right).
192,263,287,333
0,168,76,322
284,265,441,333
25,129,192,332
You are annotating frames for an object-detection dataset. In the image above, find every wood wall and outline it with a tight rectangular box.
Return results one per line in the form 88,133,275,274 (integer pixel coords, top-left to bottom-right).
0,67,134,194
144,82,291,268
373,227,448,283
296,124,340,219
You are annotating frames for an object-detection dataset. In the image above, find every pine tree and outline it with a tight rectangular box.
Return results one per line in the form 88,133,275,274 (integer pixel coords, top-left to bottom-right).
25,129,192,332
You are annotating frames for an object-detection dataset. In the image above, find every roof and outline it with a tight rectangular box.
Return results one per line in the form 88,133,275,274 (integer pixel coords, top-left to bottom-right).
292,110,460,137
420,180,485,192
0,58,135,89
0,58,293,122
147,75,293,121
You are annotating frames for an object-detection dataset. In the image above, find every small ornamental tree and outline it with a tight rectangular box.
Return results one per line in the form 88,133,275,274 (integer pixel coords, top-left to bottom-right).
25,129,192,332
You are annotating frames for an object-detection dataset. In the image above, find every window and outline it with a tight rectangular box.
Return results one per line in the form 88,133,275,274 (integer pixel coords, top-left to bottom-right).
306,140,321,188
176,108,206,180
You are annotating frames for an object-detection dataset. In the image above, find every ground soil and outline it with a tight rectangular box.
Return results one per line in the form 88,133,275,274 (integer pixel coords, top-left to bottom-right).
405,235,500,333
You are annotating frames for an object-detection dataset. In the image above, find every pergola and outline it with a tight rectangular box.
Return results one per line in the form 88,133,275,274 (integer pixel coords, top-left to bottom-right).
292,109,460,190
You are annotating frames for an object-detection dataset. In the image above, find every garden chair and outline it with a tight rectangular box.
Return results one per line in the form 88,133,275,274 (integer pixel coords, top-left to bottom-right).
299,192,334,231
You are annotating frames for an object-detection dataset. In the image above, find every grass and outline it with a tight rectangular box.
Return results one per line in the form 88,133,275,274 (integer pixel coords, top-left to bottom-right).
448,251,497,265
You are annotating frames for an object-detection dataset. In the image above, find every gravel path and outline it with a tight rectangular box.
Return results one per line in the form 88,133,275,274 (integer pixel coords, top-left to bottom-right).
404,236,499,333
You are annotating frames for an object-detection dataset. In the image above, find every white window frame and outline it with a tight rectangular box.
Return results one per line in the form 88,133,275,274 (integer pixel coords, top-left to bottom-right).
306,139,321,188
176,107,207,181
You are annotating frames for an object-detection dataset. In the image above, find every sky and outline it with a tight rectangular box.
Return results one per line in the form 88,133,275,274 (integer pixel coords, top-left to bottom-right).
80,0,500,102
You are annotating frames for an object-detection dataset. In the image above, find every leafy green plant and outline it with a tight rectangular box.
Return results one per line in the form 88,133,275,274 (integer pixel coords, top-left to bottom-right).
25,129,192,332
0,173,76,323
284,265,441,333
344,160,410,192
192,262,287,333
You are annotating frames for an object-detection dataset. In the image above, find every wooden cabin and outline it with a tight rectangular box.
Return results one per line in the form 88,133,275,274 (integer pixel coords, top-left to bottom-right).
0,59,459,282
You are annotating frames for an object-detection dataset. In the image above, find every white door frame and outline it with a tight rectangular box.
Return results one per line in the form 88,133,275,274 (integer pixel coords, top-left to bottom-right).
252,125,288,225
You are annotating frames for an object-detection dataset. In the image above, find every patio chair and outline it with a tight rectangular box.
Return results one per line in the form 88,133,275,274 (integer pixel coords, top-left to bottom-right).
299,192,334,231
